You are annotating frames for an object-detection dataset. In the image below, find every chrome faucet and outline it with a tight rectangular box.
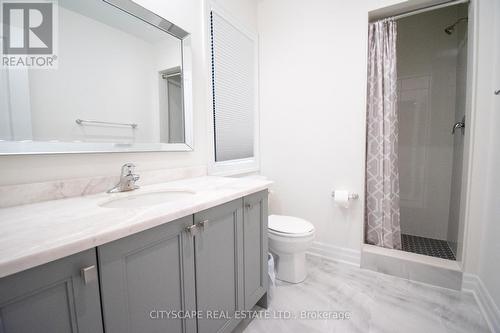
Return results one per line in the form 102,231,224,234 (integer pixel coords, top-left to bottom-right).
452,115,466,135
107,163,140,193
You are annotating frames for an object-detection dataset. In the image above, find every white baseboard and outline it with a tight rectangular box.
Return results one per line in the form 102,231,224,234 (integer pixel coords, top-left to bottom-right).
307,241,360,267
463,273,500,333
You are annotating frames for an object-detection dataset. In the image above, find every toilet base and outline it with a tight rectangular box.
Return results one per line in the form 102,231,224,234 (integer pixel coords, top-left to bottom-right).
274,252,307,283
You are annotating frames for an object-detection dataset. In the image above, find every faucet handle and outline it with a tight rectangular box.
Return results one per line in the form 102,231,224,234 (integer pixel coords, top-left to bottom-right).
107,163,139,193
121,163,136,175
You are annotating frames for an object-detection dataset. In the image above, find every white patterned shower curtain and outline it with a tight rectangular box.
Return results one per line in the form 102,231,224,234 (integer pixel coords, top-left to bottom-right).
365,19,402,250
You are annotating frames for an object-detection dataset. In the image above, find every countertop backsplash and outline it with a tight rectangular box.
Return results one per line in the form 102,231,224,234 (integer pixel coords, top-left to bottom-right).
0,165,207,208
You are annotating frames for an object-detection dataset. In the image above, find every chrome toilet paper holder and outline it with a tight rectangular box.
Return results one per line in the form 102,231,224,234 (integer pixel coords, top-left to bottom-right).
331,191,359,200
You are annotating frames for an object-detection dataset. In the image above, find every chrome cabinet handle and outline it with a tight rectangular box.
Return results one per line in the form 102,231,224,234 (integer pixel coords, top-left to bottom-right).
185,224,199,237
197,220,209,230
495,89,500,95
81,265,98,284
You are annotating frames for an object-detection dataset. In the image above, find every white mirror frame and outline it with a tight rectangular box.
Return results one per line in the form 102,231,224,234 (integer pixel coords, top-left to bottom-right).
0,0,193,155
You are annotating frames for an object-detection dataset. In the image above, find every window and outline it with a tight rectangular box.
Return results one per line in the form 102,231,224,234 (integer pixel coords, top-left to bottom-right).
208,5,259,175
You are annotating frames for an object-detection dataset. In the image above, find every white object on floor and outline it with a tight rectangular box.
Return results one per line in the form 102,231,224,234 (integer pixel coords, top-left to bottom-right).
267,253,276,300
268,214,315,283
268,253,276,287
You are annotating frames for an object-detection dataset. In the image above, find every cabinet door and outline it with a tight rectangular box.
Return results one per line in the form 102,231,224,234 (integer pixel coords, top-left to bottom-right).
243,190,268,309
0,249,103,333
98,216,197,333
194,199,244,333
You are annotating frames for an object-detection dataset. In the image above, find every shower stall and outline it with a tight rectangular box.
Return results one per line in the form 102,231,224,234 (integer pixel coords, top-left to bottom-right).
364,2,470,263
396,3,468,261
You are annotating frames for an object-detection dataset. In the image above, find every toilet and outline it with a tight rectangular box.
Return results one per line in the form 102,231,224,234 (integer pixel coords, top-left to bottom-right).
268,214,315,283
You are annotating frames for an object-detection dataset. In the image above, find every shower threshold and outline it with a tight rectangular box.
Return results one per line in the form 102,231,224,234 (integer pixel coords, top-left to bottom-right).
361,243,462,290
401,234,456,261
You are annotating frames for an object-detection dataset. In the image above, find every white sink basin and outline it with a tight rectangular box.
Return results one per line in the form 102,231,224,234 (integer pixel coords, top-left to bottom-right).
99,190,196,209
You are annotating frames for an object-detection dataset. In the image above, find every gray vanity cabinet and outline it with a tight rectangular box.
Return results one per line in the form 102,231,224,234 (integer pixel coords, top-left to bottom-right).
243,190,268,310
0,191,268,333
194,198,245,333
98,215,197,333
0,249,103,333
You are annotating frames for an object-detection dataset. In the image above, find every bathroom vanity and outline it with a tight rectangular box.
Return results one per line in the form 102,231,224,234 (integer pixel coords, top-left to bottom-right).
0,176,271,333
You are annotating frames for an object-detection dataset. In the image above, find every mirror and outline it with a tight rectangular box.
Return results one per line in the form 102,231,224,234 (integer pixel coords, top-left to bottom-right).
0,0,193,154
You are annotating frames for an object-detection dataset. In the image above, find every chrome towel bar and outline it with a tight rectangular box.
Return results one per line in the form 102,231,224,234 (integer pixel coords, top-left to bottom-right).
76,119,138,129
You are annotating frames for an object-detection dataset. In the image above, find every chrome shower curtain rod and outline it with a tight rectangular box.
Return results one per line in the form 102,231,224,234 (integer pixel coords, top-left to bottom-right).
388,0,469,21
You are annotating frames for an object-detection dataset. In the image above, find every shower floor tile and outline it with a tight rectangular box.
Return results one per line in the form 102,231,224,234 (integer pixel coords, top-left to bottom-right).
402,234,456,260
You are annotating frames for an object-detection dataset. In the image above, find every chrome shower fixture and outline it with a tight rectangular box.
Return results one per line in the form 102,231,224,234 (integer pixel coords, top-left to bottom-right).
444,17,468,35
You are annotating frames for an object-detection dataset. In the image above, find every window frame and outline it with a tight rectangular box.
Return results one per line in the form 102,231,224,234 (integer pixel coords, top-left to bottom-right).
205,2,260,176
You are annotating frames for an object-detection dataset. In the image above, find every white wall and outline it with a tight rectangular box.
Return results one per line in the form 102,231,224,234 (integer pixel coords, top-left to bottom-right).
451,0,500,323
463,0,497,273
258,0,403,252
0,0,257,186
468,0,500,314
396,7,459,240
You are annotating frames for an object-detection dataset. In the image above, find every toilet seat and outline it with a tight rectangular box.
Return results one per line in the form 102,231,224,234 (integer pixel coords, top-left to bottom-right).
268,215,315,238
267,215,315,283
269,229,314,238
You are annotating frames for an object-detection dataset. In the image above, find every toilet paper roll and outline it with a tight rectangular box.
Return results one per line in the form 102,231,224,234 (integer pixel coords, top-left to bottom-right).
334,190,350,208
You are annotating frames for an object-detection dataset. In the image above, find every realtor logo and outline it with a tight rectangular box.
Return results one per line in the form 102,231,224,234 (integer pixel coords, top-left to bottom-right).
3,2,53,54
1,0,58,68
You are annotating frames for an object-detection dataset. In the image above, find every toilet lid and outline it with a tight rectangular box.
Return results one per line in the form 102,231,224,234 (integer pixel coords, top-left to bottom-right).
268,215,314,235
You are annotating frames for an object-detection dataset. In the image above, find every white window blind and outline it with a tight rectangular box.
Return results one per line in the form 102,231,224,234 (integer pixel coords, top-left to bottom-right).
210,10,255,162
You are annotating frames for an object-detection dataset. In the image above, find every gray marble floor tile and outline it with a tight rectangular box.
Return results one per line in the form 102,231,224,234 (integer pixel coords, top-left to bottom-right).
243,256,489,333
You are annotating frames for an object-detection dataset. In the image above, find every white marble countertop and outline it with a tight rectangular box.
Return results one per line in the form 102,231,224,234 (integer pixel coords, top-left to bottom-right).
0,176,272,279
